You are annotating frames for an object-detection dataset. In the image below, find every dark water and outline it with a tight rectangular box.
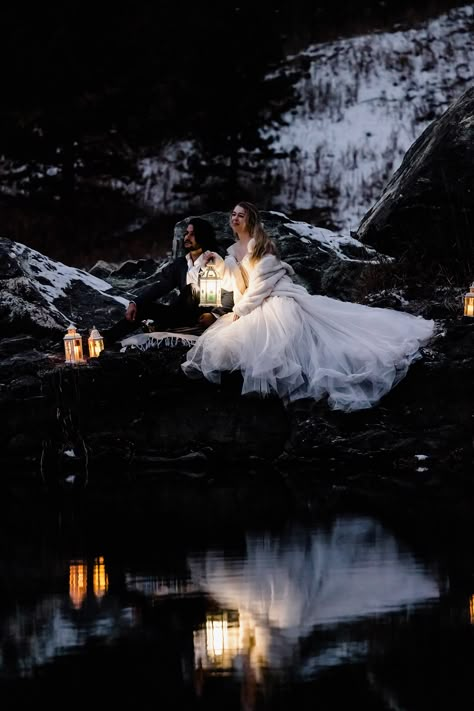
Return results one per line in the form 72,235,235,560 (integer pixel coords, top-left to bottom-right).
1,501,473,710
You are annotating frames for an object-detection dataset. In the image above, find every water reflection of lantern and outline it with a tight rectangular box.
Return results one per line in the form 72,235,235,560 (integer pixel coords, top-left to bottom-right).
194,611,240,669
63,324,85,364
464,283,474,317
69,560,87,609
193,608,268,689
93,556,109,599
469,595,474,624
88,326,105,358
199,263,222,307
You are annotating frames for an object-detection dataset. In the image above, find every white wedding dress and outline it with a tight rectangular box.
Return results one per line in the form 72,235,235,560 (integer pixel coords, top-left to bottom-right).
181,241,435,412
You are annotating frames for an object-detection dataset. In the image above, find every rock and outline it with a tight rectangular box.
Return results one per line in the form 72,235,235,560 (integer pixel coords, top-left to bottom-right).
0,345,291,492
88,260,114,280
0,316,471,516
0,237,127,339
0,334,39,356
356,86,474,274
111,257,160,280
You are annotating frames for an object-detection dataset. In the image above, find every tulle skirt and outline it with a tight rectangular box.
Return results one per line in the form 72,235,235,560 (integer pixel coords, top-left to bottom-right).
181,293,435,411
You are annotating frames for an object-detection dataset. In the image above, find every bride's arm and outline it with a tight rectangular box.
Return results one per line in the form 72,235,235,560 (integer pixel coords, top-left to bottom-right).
232,256,285,317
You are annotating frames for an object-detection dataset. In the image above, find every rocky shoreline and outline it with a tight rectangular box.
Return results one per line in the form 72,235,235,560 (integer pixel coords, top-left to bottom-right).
1,314,472,539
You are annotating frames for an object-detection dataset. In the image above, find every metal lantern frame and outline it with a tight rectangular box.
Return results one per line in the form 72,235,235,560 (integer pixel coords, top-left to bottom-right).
88,325,105,358
199,262,222,308
463,282,474,317
63,324,85,364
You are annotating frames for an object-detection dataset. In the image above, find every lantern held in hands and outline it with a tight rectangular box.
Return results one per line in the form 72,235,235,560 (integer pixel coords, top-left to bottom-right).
463,283,474,317
199,262,222,307
63,324,85,364
88,326,105,358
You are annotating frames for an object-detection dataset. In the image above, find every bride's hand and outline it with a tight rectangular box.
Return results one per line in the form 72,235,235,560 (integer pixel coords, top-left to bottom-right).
233,314,240,321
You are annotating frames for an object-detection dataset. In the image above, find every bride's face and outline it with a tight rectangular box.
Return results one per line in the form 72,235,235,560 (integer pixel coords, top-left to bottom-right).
230,205,248,235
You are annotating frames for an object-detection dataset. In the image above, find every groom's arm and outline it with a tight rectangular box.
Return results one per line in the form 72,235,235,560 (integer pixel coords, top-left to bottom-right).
132,259,182,307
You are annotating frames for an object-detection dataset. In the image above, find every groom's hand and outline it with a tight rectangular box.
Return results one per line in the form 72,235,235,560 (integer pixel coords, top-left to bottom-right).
125,302,137,321
198,313,216,329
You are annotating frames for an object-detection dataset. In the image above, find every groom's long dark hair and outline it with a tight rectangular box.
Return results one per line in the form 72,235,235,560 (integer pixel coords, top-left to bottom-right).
188,217,220,253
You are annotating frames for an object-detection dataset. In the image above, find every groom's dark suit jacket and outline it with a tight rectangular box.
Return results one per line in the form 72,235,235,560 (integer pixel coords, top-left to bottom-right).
133,255,234,318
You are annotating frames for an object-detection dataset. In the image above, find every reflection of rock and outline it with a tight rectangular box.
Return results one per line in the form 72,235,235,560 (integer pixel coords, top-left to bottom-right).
188,516,441,671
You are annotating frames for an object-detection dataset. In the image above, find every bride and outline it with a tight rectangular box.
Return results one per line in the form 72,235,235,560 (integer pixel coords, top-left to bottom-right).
181,202,435,412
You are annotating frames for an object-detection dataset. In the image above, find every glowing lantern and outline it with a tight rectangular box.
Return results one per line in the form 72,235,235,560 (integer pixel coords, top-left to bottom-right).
88,326,105,358
63,324,85,364
199,262,222,307
463,283,474,317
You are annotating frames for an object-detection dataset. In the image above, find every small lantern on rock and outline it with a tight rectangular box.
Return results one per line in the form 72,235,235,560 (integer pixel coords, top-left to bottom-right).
63,324,85,364
199,262,222,308
464,283,474,318
88,326,105,358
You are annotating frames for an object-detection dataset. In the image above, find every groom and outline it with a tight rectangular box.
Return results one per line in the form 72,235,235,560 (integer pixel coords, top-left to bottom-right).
103,217,233,346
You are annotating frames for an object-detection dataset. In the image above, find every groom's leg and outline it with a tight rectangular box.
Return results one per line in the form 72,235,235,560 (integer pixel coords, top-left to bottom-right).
104,302,197,346
102,303,169,346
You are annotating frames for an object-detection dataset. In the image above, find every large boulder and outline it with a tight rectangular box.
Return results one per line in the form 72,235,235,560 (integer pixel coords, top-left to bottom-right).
0,237,127,338
356,87,474,273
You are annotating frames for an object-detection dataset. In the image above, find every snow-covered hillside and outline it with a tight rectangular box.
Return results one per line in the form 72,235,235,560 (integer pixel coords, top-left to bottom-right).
270,3,474,231
138,4,474,232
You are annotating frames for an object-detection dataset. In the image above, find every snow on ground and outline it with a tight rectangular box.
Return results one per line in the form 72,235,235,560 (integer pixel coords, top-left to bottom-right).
282,218,383,261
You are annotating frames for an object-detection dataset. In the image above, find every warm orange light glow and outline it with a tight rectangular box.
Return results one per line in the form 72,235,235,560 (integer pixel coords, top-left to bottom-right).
464,283,474,317
63,324,85,364
69,556,109,608
93,556,109,599
88,326,105,358
69,561,87,608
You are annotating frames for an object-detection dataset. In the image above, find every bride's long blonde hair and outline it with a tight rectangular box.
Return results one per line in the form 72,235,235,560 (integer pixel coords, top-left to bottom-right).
231,201,277,265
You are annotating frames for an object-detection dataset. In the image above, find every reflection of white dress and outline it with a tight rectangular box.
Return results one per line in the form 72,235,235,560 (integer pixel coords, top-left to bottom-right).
182,240,435,411
188,517,440,672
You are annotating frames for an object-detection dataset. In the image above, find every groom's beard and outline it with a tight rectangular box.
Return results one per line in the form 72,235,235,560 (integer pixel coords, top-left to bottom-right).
183,240,201,252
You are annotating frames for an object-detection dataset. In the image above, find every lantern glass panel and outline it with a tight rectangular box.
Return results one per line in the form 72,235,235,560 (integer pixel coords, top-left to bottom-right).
88,327,105,358
464,284,474,317
63,325,85,364
199,264,222,307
